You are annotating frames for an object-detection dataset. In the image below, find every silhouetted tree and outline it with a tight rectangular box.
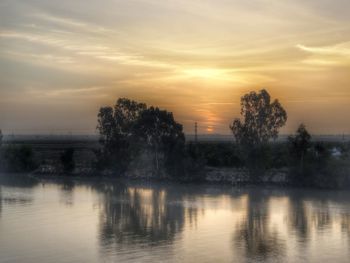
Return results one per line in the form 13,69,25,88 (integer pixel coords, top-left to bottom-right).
288,124,311,171
230,89,287,178
134,106,185,177
60,148,75,174
96,98,146,174
96,99,186,178
230,89,287,145
2,145,37,172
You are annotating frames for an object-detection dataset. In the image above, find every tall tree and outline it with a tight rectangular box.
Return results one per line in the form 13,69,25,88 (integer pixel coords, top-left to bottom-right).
96,98,146,173
97,99,186,177
134,107,185,176
230,89,287,146
288,124,311,171
230,89,287,178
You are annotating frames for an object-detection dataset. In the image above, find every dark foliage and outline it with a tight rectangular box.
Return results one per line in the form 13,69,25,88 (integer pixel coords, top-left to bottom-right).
230,89,287,179
287,124,350,188
288,124,311,167
230,89,287,146
1,145,37,172
189,142,244,168
134,106,186,177
96,98,146,174
60,148,75,173
97,98,187,178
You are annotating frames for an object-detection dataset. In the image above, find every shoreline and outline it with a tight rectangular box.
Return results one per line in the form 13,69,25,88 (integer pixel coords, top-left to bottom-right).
0,170,341,191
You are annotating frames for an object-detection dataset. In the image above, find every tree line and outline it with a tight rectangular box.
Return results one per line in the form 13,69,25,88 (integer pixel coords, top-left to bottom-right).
0,89,349,187
93,89,349,186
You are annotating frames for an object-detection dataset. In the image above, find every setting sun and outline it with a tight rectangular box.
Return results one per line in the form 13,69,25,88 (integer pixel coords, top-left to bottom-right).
0,0,349,135
1,1,350,263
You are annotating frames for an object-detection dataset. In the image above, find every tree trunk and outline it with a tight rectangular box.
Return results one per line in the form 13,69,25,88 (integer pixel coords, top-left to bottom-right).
300,151,304,173
154,144,159,177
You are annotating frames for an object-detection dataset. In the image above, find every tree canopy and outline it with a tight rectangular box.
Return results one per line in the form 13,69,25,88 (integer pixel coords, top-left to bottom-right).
134,106,185,176
97,98,146,173
288,124,311,160
97,99,185,177
230,89,287,145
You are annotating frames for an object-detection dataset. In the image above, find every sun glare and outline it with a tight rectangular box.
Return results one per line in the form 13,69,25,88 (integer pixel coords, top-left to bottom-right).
182,68,230,80
206,126,214,133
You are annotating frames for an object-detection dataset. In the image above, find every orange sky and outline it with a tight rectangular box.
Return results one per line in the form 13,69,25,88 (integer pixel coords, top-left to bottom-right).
0,0,350,134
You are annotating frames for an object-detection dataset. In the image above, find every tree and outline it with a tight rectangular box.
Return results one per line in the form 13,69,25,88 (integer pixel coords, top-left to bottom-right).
3,145,37,172
60,148,75,174
134,106,185,177
230,89,287,146
96,98,146,174
229,90,287,178
288,124,311,171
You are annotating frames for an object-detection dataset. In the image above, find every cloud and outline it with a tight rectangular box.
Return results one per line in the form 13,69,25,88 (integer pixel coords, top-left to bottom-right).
296,43,350,67
296,43,350,56
31,13,114,34
1,0,350,133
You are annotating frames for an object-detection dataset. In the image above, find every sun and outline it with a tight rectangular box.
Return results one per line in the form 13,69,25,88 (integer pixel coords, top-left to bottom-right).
183,68,224,78
181,68,232,80
206,126,214,133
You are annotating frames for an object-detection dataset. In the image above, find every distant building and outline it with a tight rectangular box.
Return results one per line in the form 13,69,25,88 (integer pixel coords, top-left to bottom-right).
331,147,342,158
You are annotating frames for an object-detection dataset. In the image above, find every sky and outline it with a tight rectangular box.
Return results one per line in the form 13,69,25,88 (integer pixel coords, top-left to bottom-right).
0,0,350,135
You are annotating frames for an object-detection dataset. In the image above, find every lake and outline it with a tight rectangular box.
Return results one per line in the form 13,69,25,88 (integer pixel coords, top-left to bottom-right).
0,174,350,263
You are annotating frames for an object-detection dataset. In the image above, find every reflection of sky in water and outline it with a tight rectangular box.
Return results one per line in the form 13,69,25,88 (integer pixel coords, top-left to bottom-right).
1,176,350,263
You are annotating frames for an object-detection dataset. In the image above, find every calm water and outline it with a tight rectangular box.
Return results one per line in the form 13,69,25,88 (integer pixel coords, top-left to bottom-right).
1,174,350,263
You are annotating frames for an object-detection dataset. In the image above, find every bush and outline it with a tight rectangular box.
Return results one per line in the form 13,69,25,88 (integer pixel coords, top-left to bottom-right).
1,145,37,172
60,148,75,174
190,142,244,168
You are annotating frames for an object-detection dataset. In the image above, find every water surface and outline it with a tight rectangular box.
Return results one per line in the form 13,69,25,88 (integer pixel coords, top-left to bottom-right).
1,174,350,263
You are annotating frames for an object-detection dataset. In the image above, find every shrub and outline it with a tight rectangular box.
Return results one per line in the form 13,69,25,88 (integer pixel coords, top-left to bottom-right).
1,145,37,172
60,148,75,174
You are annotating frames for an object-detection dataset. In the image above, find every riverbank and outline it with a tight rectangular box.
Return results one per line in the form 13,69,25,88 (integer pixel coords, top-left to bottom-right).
1,165,290,189
1,137,349,189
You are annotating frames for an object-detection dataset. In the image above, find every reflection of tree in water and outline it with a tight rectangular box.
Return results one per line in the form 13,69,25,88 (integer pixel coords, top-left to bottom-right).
285,190,350,252
59,179,75,206
341,214,350,238
287,192,310,241
98,182,191,247
234,191,286,262
0,174,38,217
287,191,339,242
0,186,2,216
312,208,331,231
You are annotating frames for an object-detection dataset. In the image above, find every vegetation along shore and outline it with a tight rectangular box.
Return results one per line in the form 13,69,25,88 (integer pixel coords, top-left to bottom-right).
1,89,349,188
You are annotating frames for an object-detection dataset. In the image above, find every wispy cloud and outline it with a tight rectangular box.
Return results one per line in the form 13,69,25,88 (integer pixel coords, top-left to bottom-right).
296,43,350,67
1,0,350,133
296,43,350,56
31,13,114,34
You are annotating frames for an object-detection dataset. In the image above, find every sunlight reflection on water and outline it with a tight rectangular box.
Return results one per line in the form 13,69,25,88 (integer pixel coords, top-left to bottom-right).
0,174,350,263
